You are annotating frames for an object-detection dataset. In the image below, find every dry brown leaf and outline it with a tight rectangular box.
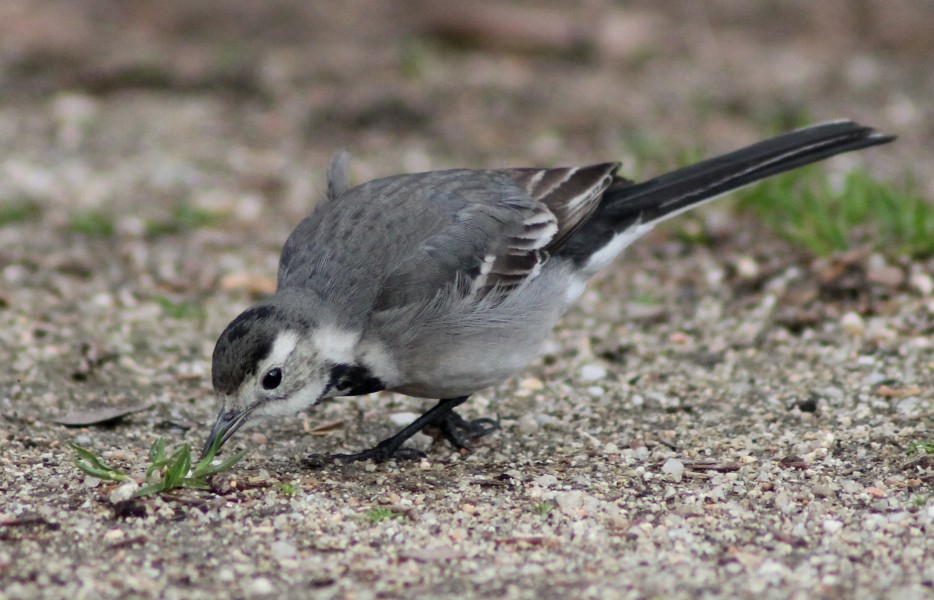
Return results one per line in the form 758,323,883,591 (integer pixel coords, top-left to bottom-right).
876,385,921,398
220,273,277,296
53,402,151,427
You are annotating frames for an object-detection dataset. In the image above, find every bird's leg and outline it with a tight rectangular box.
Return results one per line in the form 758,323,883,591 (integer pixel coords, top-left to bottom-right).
424,411,500,451
331,396,470,463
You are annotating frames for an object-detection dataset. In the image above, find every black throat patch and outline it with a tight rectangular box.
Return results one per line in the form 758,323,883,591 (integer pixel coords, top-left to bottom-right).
327,363,384,397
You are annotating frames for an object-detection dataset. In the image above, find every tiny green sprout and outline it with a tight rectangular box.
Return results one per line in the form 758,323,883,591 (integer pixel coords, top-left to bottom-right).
0,198,41,227
365,507,403,524
144,202,222,238
910,495,930,509
152,296,206,320
906,440,934,457
69,211,116,238
276,482,297,495
531,501,554,516
630,291,661,306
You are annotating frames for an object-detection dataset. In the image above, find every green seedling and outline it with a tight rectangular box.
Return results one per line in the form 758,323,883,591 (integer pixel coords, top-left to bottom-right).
152,296,206,320
906,440,934,458
69,437,247,497
276,482,298,495
144,202,222,237
531,501,554,516
0,198,41,226
69,211,116,238
365,507,404,524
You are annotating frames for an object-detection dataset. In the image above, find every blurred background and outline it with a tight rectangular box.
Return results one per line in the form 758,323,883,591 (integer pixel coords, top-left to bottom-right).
1,0,928,209
1,0,932,416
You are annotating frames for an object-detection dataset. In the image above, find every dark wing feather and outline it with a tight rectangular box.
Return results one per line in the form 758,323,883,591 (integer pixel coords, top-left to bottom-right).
474,163,620,295
501,163,621,248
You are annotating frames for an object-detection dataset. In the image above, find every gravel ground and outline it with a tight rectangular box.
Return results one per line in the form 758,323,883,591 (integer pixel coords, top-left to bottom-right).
2,1,933,598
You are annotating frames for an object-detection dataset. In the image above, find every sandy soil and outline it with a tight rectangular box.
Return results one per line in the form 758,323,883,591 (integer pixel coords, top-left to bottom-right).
1,1,932,598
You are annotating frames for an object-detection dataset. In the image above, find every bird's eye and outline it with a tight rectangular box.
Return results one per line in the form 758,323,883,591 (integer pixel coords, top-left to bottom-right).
262,367,282,390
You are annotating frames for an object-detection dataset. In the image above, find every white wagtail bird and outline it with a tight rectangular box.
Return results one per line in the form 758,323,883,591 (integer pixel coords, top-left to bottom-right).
203,120,893,462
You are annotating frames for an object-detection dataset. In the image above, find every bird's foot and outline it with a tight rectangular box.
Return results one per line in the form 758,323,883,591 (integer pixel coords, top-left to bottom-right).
329,441,426,464
425,410,500,450
301,397,489,467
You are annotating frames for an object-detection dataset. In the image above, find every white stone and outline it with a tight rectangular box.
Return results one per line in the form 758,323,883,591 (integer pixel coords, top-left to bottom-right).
517,414,539,435
579,364,607,382
822,519,844,533
535,474,558,488
661,458,684,483
840,312,865,336
910,272,934,296
250,577,275,595
389,412,420,426
108,481,139,504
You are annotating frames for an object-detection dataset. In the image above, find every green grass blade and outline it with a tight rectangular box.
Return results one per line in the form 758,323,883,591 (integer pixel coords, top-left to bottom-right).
134,483,165,497
159,446,192,490
69,443,130,482
194,448,248,479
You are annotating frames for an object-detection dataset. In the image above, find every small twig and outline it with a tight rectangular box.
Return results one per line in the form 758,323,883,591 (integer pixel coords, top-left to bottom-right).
0,516,60,530
495,536,561,548
470,478,510,487
685,461,741,473
109,534,148,550
304,419,345,435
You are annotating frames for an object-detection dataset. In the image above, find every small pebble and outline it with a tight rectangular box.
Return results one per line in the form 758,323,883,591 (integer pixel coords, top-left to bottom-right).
517,413,540,435
909,272,934,296
661,458,684,483
579,364,606,382
389,412,420,426
822,519,843,534
866,263,903,288
554,490,585,515
270,540,297,561
519,377,544,391
840,312,865,336
735,255,759,280
103,528,125,542
108,481,139,504
249,577,274,595
535,474,558,488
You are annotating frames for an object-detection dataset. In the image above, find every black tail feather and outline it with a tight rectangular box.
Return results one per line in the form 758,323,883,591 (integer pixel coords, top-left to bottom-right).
609,120,894,222
559,120,894,264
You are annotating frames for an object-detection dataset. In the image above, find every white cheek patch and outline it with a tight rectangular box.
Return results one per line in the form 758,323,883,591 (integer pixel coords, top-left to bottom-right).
312,326,360,364
255,379,326,417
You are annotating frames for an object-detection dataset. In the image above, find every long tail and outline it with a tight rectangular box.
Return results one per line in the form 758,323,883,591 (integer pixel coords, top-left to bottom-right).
561,120,894,268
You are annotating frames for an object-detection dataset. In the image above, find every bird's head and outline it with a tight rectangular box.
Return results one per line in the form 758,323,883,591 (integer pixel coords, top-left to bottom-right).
202,302,383,456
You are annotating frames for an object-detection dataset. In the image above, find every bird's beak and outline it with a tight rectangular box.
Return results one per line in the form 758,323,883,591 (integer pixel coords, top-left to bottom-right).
201,405,250,459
